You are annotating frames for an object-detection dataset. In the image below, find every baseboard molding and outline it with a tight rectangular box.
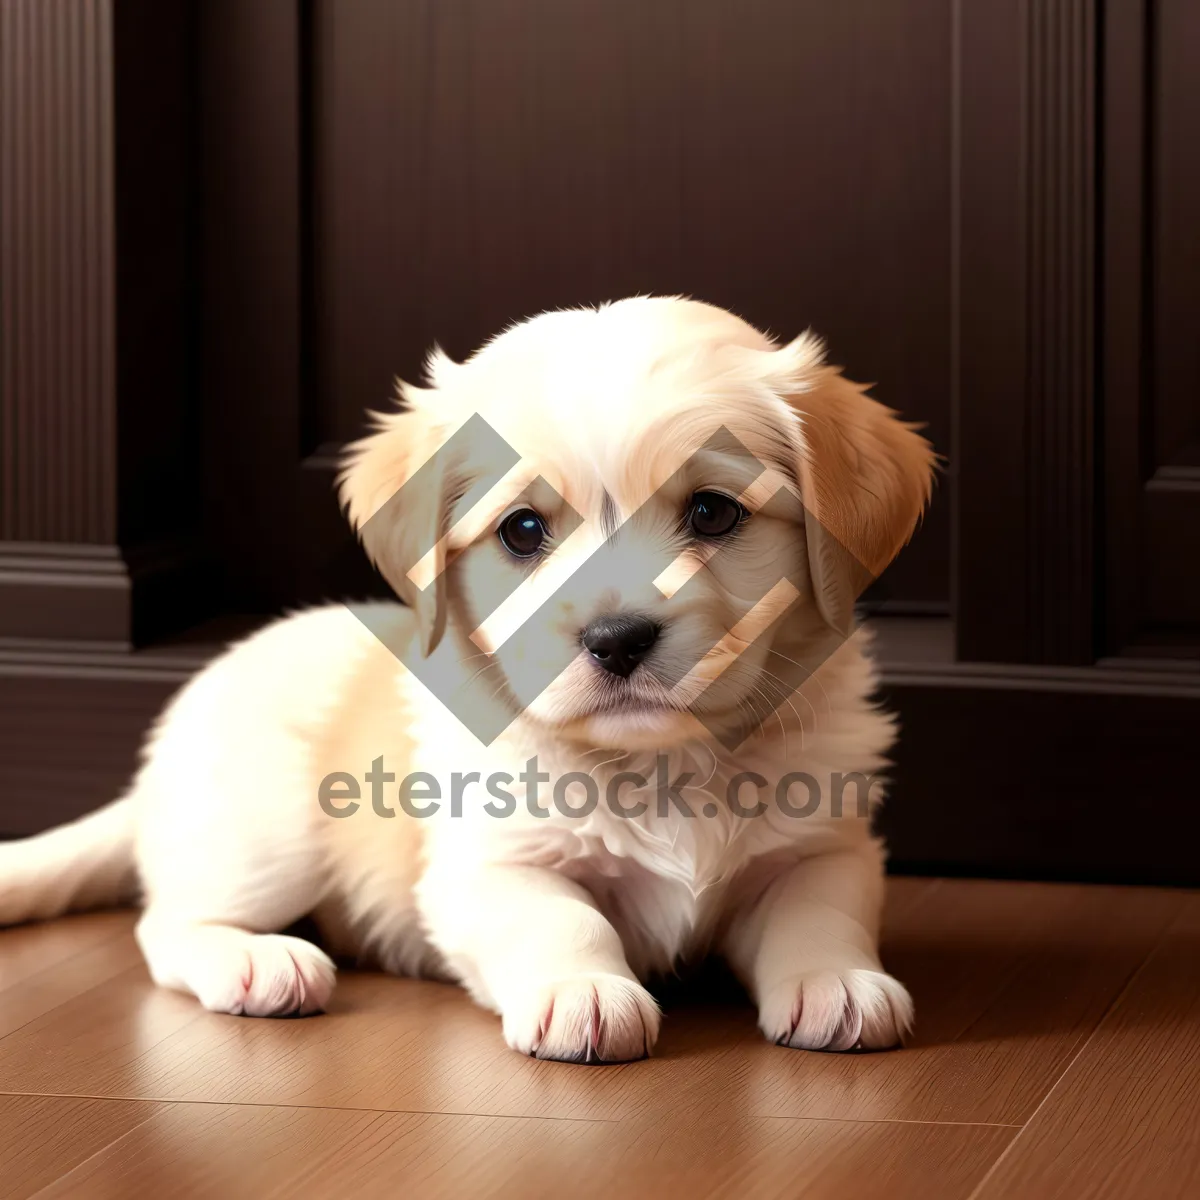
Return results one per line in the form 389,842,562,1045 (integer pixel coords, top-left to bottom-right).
879,672,1200,887
0,544,132,645
0,541,214,647
0,672,180,835
1,632,1197,884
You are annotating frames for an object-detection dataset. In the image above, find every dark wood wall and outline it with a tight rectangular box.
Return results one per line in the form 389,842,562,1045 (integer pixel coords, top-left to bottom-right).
2,0,1198,882
1104,0,1200,655
0,0,206,646
309,0,953,609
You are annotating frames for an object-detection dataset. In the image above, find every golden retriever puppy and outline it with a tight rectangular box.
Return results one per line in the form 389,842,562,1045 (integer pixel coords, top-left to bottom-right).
0,297,934,1062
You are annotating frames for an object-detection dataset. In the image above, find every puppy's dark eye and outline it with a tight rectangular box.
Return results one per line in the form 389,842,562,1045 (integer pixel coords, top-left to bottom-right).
687,491,745,538
498,508,547,558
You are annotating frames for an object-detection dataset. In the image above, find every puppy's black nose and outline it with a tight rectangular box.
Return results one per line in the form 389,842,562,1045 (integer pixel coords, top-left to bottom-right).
582,614,661,678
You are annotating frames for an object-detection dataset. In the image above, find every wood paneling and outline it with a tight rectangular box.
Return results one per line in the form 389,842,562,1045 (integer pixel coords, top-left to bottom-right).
2,0,1199,888
1101,0,1151,657
879,662,1200,885
955,0,1097,665
196,0,305,614
1151,2,1200,474
310,0,953,609
1022,0,1096,664
0,544,132,643
0,0,117,545
0,0,205,645
1103,0,1200,651
0,672,180,836
1143,0,1200,631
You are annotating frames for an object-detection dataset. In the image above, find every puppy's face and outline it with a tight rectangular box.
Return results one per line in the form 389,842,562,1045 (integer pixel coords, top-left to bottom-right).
341,298,934,751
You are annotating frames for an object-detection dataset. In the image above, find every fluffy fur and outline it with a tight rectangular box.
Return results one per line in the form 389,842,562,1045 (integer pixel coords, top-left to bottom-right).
0,297,934,1062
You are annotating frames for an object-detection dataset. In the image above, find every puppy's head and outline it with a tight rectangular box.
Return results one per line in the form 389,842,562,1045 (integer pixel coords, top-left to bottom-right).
340,297,934,750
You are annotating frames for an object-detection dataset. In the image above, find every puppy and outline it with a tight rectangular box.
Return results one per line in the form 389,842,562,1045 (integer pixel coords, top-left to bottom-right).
0,297,934,1062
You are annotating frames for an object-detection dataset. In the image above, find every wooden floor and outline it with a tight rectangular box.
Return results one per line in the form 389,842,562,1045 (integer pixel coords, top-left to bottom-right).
2,877,1198,1199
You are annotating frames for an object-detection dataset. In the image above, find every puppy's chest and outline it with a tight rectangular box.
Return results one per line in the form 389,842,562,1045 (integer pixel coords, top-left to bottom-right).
558,840,747,976
523,803,795,976
411,712,862,974
581,863,720,975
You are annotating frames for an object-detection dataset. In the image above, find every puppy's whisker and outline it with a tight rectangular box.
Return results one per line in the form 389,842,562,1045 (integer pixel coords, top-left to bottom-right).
587,750,631,781
462,658,503,690
763,647,834,724
576,744,616,758
731,692,767,748
458,651,493,666
743,680,787,754
694,743,721,790
753,666,808,755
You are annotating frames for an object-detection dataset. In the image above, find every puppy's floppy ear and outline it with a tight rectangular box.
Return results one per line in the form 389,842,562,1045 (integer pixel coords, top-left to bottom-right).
338,377,454,656
761,334,937,635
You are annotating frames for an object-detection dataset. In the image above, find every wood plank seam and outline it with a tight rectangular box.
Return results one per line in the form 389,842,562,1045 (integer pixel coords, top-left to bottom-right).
0,962,173,1053
0,1093,624,1124
21,1103,166,1200
960,908,1186,1199
0,925,133,1004
0,1089,1025,1129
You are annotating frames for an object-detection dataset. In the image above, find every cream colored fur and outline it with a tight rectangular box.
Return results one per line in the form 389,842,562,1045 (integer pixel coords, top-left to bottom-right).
0,297,934,1062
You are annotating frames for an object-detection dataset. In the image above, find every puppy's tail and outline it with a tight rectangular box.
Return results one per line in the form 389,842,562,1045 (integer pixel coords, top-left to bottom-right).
0,797,137,926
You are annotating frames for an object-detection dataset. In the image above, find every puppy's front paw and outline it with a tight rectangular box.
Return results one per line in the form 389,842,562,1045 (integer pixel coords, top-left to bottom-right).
502,974,661,1063
759,968,913,1051
186,931,337,1018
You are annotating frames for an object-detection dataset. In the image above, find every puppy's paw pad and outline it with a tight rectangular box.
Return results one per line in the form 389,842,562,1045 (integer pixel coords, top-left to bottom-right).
760,968,912,1051
503,974,661,1063
190,933,337,1018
